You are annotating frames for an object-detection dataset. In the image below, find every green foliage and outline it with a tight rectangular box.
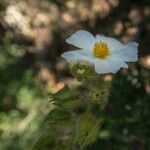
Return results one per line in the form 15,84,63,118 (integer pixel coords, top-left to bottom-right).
77,113,101,150
0,0,5,12
0,33,49,150
89,66,150,150
34,63,112,150
69,63,100,83
34,63,150,150
86,80,111,109
34,86,80,150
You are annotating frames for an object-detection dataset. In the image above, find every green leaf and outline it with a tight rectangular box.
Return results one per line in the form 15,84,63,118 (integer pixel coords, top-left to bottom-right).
77,113,101,149
45,108,71,123
50,85,78,102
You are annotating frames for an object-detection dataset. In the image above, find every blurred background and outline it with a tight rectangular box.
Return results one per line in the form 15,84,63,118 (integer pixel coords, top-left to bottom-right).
0,0,149,149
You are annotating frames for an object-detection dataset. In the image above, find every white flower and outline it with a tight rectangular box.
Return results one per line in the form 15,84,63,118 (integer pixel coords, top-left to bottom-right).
61,30,138,74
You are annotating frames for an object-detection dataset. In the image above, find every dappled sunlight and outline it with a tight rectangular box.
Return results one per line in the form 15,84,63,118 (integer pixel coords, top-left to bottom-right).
139,55,150,69
0,0,149,149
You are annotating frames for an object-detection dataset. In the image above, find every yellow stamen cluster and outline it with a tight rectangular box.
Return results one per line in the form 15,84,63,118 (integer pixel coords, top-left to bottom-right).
93,42,110,59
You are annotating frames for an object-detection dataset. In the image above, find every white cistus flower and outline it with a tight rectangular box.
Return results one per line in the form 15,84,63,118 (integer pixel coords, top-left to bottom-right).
61,30,138,74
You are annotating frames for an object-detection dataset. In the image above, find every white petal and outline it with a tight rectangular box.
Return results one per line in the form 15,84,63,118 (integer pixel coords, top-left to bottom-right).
66,30,95,51
61,50,94,63
107,57,128,72
95,35,124,52
113,42,138,62
94,57,128,74
94,59,112,74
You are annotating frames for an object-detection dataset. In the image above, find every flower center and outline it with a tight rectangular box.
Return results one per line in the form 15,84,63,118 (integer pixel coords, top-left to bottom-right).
93,42,110,59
